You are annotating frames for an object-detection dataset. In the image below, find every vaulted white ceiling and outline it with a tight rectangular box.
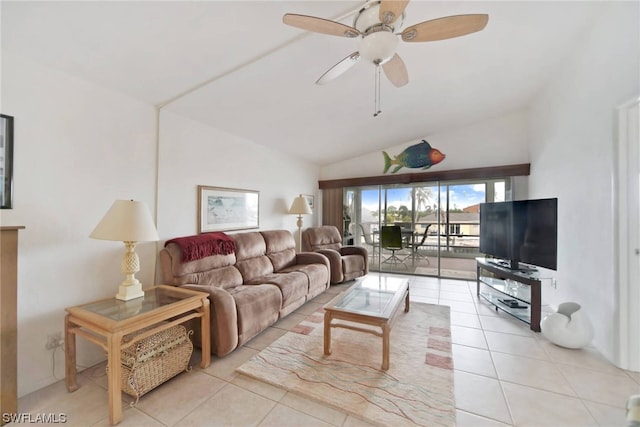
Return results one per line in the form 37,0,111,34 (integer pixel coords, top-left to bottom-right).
2,1,605,165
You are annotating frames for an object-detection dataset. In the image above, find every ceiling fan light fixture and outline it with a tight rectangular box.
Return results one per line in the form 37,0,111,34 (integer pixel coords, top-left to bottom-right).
358,31,399,64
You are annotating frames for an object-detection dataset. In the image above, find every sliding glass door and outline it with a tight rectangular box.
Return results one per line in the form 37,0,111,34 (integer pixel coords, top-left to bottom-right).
346,179,507,279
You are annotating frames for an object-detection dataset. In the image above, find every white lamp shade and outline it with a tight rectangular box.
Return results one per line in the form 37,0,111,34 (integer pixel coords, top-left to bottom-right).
289,196,312,215
90,200,159,242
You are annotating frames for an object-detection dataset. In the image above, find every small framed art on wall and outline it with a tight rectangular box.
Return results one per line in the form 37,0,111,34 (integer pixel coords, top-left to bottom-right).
0,115,14,209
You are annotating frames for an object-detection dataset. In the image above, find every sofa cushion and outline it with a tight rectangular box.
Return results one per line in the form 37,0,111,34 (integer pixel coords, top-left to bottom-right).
283,264,329,300
261,230,297,271
232,232,274,282
246,271,308,308
229,284,282,346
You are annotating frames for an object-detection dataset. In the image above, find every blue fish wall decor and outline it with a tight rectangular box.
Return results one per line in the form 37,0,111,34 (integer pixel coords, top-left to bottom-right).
382,140,446,174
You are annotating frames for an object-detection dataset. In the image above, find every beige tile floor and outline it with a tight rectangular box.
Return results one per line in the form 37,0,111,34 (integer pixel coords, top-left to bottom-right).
16,273,639,426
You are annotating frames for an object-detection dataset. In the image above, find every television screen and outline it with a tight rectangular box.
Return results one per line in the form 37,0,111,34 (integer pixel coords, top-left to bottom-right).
480,198,558,270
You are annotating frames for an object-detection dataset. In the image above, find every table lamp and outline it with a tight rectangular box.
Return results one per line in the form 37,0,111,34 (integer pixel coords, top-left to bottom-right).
90,200,160,300
289,195,312,252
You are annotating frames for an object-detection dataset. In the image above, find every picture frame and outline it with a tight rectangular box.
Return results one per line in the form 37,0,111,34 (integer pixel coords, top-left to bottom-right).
0,115,14,209
302,194,314,210
198,185,259,233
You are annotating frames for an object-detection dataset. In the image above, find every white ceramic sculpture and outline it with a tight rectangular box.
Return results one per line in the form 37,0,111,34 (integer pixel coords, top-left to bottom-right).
540,302,594,349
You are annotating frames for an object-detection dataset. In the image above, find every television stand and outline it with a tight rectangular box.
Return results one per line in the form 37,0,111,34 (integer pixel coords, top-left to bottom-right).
476,257,542,332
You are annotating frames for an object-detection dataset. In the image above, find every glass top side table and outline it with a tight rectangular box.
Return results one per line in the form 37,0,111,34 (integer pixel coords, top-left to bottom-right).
65,285,210,425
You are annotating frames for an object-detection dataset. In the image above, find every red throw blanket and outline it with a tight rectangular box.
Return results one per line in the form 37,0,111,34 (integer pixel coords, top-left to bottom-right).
165,233,236,262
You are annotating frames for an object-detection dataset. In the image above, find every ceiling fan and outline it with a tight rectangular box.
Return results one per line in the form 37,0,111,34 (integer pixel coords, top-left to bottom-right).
283,0,489,88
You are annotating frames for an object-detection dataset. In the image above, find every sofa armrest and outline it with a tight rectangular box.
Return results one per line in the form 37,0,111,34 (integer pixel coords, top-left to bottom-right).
181,284,239,357
296,251,330,268
312,249,343,284
340,246,369,274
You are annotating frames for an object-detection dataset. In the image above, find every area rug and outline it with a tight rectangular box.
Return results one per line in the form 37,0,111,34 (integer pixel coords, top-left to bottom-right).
236,302,454,427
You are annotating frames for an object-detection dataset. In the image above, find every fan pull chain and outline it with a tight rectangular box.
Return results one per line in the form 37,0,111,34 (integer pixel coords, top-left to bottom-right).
373,63,382,117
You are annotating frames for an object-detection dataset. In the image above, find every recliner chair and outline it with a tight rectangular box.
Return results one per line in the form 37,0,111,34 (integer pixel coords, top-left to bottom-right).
302,225,368,284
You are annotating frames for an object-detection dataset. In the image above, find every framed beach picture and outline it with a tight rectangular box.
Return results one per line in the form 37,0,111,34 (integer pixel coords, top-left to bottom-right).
198,185,259,233
0,115,14,209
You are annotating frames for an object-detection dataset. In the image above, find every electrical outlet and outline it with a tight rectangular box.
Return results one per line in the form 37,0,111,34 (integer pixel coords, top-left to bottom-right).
46,332,64,350
553,278,558,289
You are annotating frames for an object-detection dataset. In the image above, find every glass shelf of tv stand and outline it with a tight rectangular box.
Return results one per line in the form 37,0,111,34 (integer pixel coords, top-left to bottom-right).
478,281,531,324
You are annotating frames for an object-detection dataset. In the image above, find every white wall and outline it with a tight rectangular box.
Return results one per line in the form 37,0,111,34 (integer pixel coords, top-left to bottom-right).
0,52,158,396
321,110,530,181
156,110,320,248
528,1,640,365
0,56,321,398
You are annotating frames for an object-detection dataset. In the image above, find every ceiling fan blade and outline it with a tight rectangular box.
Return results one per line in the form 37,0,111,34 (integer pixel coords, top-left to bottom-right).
316,52,361,85
382,54,409,87
401,14,489,42
379,0,410,25
283,14,360,38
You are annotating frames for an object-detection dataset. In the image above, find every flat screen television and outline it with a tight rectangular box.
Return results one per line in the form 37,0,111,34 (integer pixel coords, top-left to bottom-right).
479,198,558,271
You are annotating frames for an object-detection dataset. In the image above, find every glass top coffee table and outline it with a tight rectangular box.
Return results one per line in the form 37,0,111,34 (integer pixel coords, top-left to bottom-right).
323,275,410,370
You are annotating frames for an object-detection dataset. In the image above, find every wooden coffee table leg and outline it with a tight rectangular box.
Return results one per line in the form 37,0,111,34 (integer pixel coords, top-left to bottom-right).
324,312,332,355
381,323,390,370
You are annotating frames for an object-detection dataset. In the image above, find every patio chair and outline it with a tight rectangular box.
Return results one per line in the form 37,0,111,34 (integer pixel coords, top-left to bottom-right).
409,225,431,265
380,225,407,268
359,224,379,262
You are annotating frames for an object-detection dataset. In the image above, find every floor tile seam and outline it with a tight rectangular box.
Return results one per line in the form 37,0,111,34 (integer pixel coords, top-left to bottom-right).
483,327,546,342
167,381,230,427
277,392,347,427
199,365,237,382
127,406,171,427
554,359,636,379
230,375,291,405
453,366,498,380
443,305,481,315
496,377,580,399
454,404,515,426
452,342,492,354
498,380,598,427
487,348,552,363
455,408,514,426
554,362,640,409
437,295,476,303
575,395,614,424
546,364,613,410
255,401,281,427
478,316,517,426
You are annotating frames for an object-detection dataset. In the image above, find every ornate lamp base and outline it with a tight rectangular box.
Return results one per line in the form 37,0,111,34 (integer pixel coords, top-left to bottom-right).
116,282,145,301
116,241,145,301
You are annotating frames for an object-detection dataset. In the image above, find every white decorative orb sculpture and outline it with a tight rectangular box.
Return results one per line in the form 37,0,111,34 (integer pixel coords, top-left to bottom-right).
540,302,594,349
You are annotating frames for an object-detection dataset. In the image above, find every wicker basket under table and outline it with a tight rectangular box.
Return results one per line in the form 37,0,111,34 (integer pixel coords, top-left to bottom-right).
120,323,193,403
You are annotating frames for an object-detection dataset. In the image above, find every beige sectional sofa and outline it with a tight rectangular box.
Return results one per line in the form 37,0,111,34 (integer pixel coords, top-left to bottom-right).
160,230,330,357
